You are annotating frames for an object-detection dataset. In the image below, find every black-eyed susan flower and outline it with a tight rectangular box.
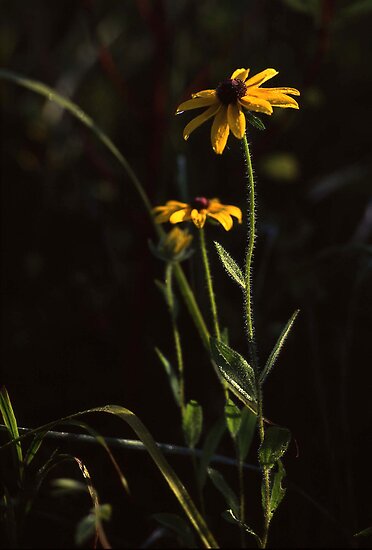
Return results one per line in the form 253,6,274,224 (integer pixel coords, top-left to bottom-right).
153,197,242,231
150,226,194,263
176,68,300,154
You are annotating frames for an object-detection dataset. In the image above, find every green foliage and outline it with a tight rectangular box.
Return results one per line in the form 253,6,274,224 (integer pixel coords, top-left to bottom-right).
155,347,181,407
208,468,239,518
224,399,241,440
260,310,300,384
214,242,245,289
210,338,257,409
246,111,266,131
198,417,226,489
259,427,291,469
0,386,23,476
75,503,112,547
183,400,203,449
269,460,287,517
237,408,257,462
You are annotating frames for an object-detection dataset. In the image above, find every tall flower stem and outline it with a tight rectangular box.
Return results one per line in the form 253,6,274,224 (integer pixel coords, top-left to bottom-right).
241,134,258,371
199,227,221,342
241,133,270,548
165,263,185,414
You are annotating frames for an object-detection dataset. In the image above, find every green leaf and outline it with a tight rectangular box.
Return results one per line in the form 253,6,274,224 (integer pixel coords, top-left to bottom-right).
208,468,239,518
75,504,112,547
214,242,245,288
210,339,257,409
246,111,266,131
224,400,241,441
155,347,180,406
222,509,262,545
220,327,229,345
354,526,372,538
182,400,203,449
0,386,23,473
269,460,287,516
198,417,226,489
51,478,88,497
260,310,299,384
259,427,291,469
237,407,257,462
153,513,197,548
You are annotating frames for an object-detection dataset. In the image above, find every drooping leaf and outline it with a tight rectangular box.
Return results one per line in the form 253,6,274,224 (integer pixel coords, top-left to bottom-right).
0,386,23,474
153,513,197,548
198,417,226,489
210,339,257,409
214,242,245,289
155,348,181,407
222,509,262,546
260,310,299,384
224,400,241,441
208,468,240,518
237,408,257,462
183,400,203,449
259,427,291,469
269,459,287,516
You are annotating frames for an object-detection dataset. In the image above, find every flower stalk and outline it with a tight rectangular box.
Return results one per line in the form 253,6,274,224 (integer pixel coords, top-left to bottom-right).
241,133,271,548
199,227,221,342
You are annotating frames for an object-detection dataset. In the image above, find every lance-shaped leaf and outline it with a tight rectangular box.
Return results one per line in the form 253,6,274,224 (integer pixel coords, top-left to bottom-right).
237,407,257,462
259,427,291,469
155,348,180,407
210,339,257,408
260,310,300,384
214,242,245,289
198,417,226,489
208,468,239,518
183,400,203,449
224,399,241,441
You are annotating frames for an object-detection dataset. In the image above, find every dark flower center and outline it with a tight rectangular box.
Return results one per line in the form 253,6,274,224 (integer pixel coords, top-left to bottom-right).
191,196,210,211
216,78,247,105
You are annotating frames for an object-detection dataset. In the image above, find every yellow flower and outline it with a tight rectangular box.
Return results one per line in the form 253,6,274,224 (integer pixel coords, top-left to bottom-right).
176,67,300,154
153,197,242,231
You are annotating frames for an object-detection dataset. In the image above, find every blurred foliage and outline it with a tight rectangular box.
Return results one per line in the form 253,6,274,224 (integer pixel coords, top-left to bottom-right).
1,0,372,547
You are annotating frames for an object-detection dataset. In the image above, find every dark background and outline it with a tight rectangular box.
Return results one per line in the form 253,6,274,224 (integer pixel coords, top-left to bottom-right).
1,0,372,547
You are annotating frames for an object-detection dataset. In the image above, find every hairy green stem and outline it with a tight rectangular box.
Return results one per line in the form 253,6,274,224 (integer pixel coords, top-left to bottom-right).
241,134,271,547
165,263,185,413
241,134,258,371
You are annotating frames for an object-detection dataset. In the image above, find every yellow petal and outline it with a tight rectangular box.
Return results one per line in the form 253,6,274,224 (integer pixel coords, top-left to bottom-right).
230,68,250,81
165,200,189,208
249,89,299,109
245,68,278,88
176,96,218,114
207,211,233,231
211,106,230,154
183,104,221,141
192,89,217,98
223,205,243,223
263,87,300,96
191,209,207,229
227,103,246,139
169,208,190,224
239,96,273,115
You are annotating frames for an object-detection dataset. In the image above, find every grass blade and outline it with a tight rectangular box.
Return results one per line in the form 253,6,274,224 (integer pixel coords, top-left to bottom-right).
0,386,23,475
0,404,218,548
